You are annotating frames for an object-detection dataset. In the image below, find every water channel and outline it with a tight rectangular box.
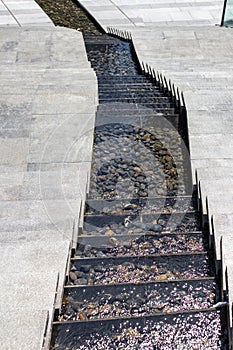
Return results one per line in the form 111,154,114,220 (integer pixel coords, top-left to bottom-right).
35,1,229,348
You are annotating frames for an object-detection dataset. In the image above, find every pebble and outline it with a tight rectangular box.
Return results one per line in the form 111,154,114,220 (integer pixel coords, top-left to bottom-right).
80,265,91,273
74,278,88,285
56,312,224,349
69,272,77,282
149,224,162,233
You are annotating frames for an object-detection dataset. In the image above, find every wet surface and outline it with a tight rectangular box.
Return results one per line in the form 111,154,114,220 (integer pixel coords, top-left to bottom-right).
51,311,227,350
89,123,186,199
76,232,207,258
82,212,201,236
60,279,217,321
69,254,214,286
85,196,197,216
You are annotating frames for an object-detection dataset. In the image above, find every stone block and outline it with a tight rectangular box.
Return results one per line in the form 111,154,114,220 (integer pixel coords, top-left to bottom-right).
0,138,29,165
29,113,95,163
0,271,58,312
0,310,48,350
199,178,233,214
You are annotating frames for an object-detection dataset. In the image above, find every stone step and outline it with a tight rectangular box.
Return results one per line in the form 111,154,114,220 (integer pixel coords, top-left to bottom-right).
0,229,72,244
0,28,91,68
70,252,214,287
0,271,58,314
99,82,158,89
196,167,233,183
76,231,207,258
51,310,227,349
97,104,176,115
211,213,233,260
97,75,150,83
99,101,173,111
0,199,80,233
59,278,217,322
199,178,233,214
81,211,201,236
0,240,71,308
99,97,171,104
0,68,96,85
84,35,123,45
84,196,196,216
99,82,155,89
0,310,49,350
99,91,168,99
96,110,178,119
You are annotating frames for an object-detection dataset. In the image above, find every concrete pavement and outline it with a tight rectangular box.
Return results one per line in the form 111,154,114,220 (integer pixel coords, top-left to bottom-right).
0,0,53,26
79,0,223,30
0,23,97,350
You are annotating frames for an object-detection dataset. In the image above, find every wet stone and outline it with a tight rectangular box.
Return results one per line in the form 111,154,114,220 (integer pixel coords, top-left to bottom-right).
89,125,187,200
76,233,206,258
85,197,197,215
74,278,88,286
82,213,201,237
69,255,212,286
59,280,217,322
52,311,226,350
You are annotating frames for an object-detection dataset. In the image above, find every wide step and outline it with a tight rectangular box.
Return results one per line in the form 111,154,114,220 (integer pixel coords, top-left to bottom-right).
82,212,201,235
69,253,214,286
58,278,217,322
52,310,227,349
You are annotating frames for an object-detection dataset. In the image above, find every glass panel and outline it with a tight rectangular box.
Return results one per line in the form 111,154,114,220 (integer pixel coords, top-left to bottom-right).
222,0,233,26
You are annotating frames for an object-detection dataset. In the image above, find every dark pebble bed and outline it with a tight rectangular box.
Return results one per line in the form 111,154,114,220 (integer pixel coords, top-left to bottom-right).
69,255,213,286
89,125,187,200
59,280,216,322
83,213,201,236
35,0,100,34
51,311,226,350
76,233,206,258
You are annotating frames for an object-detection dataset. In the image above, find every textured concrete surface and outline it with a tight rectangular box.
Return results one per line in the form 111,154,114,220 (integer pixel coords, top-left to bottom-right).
0,26,97,349
0,310,49,350
79,0,223,30
0,0,53,26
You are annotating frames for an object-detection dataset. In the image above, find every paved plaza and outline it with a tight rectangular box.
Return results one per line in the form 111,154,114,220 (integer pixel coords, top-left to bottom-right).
0,5,97,348
1,0,233,348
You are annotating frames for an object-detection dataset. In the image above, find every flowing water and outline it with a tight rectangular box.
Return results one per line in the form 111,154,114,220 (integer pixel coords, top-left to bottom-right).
34,1,229,348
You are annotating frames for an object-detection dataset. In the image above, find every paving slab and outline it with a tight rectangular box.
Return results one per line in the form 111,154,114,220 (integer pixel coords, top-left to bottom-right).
221,236,233,327
0,310,48,350
199,178,233,214
211,213,233,260
0,26,97,349
0,239,71,309
0,199,81,233
0,271,58,312
29,113,95,163
0,0,53,27
79,0,223,30
196,167,233,184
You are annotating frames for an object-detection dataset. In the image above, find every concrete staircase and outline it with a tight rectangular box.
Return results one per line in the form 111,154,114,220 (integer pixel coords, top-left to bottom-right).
0,26,97,349
50,34,228,349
